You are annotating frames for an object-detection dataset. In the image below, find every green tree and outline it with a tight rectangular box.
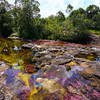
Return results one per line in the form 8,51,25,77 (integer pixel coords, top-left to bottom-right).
56,11,65,22
0,0,12,37
92,13,100,30
69,8,85,18
14,0,40,38
86,5,100,19
66,4,73,13
85,5,100,30
63,7,90,43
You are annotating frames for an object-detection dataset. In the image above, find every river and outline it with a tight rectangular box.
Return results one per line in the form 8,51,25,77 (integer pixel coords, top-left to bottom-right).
0,38,100,100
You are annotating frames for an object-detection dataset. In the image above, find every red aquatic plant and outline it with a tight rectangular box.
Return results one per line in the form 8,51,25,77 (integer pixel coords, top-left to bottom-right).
34,40,90,47
0,38,9,40
25,64,37,73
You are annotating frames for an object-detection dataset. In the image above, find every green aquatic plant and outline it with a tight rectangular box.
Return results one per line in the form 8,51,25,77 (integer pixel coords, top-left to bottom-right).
0,39,32,67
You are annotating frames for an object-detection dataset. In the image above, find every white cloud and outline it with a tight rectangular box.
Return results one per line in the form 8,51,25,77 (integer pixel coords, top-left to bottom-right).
7,0,100,17
93,0,100,6
39,0,66,17
71,0,100,9
7,0,14,4
72,0,84,9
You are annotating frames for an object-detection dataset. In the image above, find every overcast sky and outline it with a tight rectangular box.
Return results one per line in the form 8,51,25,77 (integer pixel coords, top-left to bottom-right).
7,0,100,17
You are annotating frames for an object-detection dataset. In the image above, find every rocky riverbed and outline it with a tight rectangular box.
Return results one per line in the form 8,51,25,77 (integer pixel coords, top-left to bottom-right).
0,39,100,100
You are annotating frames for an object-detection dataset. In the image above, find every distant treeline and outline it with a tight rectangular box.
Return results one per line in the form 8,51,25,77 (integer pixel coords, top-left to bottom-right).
0,0,100,43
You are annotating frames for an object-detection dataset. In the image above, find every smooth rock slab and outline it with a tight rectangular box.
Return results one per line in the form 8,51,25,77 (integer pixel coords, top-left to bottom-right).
22,43,34,49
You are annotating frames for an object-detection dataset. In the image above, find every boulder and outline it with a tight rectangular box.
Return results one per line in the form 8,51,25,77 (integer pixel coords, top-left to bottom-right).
52,55,73,65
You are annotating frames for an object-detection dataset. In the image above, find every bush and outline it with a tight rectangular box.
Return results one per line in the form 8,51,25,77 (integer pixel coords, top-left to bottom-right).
10,33,19,37
59,17,91,43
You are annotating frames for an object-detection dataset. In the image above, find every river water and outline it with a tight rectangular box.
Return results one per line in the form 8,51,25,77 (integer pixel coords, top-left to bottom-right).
0,38,100,100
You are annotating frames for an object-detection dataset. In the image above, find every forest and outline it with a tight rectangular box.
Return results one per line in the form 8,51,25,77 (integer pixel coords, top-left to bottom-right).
0,0,100,43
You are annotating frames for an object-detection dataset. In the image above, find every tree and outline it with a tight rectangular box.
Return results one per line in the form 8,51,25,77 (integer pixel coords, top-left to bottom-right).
86,5,100,19
69,8,85,18
56,11,65,21
92,13,100,30
14,0,40,38
66,4,73,13
0,0,12,37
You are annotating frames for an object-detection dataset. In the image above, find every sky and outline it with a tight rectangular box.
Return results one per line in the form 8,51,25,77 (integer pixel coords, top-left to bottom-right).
7,0,100,17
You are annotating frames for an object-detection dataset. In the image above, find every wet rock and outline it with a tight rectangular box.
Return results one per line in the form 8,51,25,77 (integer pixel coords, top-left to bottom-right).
91,82,97,87
0,61,9,67
79,70,100,90
52,55,73,65
79,62,89,68
79,49,90,55
32,54,52,66
91,47,100,56
90,34,100,44
34,51,48,57
0,61,9,79
74,58,87,62
68,86,78,94
48,48,60,52
8,36,20,40
0,83,19,100
91,47,100,53
22,43,34,49
32,45,45,53
52,58,71,65
87,61,100,77
79,70,94,80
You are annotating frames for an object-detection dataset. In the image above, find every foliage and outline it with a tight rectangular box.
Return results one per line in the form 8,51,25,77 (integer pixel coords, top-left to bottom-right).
58,18,90,43
10,32,19,37
89,30,100,35
56,11,65,22
14,0,40,39
85,5,100,30
86,5,100,19
0,1,100,43
0,0,12,37
66,4,73,13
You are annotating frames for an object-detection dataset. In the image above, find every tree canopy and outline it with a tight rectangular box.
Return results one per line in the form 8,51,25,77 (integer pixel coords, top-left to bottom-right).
0,1,100,43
